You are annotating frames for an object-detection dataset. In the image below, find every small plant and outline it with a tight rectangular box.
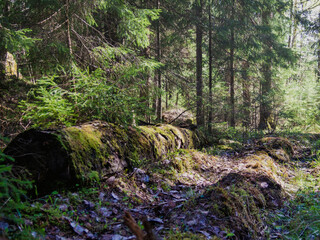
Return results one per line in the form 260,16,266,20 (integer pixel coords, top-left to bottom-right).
270,189,320,239
19,76,77,128
0,150,34,238
87,171,100,185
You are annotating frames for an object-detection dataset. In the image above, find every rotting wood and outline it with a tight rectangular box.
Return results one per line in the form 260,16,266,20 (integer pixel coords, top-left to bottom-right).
4,121,203,194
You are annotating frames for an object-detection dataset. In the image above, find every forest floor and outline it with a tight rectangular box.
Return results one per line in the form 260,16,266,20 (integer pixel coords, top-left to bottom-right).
5,133,320,240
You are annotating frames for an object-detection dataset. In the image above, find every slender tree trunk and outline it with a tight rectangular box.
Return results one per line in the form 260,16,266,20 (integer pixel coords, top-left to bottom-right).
208,2,213,133
224,67,230,123
176,92,179,106
165,79,168,110
66,0,73,56
291,0,298,48
0,1,9,81
259,7,272,130
140,45,151,122
196,0,204,127
318,39,320,82
288,0,298,48
317,13,320,82
229,0,235,127
140,0,152,122
156,0,162,122
241,61,251,128
0,38,6,82
288,0,293,47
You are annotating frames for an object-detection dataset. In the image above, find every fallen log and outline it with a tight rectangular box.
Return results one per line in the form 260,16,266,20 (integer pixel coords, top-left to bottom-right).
4,121,203,194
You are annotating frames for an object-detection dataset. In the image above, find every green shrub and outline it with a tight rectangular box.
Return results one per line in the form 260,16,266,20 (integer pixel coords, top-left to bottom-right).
270,189,320,239
0,150,33,238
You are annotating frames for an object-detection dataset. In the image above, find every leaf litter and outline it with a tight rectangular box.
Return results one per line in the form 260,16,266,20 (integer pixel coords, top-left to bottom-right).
5,136,320,239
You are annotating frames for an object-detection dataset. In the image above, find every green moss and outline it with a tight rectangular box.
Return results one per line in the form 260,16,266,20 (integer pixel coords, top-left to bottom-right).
259,137,294,161
193,172,284,239
139,125,174,159
62,125,106,182
268,149,291,162
52,122,201,184
165,231,209,240
137,124,196,161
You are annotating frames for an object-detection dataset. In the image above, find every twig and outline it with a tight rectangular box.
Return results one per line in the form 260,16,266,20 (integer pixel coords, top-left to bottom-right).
168,107,195,125
0,197,11,210
123,211,145,240
123,211,162,240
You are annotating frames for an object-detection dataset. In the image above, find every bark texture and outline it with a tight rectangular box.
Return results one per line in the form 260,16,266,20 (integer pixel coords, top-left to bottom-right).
259,8,272,130
195,0,204,127
4,121,203,194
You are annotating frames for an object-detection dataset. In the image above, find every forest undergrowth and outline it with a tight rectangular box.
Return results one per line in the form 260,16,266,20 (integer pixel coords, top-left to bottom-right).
2,129,320,240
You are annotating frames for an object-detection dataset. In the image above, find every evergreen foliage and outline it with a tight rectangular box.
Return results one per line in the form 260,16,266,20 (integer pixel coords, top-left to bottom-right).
0,150,32,238
2,1,320,239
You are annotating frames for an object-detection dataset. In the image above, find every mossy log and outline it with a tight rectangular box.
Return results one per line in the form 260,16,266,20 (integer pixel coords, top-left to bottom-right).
196,172,285,239
257,137,294,162
4,121,202,193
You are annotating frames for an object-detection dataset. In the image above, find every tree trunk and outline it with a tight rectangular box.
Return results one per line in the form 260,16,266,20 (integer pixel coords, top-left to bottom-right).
156,0,162,122
208,2,213,133
290,0,298,48
165,79,169,110
224,67,230,123
287,0,293,47
0,1,9,81
317,13,320,82
140,0,152,123
259,7,272,130
196,0,204,127
229,0,235,127
4,121,203,195
241,61,251,128
287,0,298,48
0,47,6,82
66,0,73,56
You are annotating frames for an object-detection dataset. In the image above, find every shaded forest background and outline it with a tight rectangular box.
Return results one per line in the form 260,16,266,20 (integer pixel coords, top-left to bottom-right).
0,0,319,141
1,1,320,239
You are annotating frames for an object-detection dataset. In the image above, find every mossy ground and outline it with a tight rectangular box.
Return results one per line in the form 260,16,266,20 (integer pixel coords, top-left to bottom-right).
4,132,320,239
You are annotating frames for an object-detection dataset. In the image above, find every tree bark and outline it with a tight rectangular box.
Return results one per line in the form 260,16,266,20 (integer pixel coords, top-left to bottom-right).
0,44,6,82
259,7,272,130
224,67,230,123
241,61,251,128
290,0,298,48
196,0,204,127
156,0,162,122
287,0,298,48
140,0,152,123
208,1,213,133
0,1,9,81
229,0,235,127
4,121,203,195
317,13,320,82
66,0,73,56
